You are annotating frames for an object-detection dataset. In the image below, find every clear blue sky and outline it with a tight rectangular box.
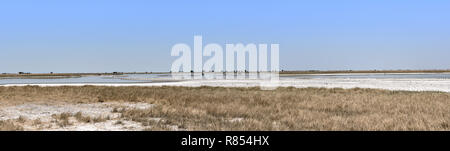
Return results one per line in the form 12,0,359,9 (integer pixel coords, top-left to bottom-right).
1,0,449,73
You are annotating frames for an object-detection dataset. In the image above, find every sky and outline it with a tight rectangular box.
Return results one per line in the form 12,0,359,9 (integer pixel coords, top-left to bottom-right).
1,0,449,73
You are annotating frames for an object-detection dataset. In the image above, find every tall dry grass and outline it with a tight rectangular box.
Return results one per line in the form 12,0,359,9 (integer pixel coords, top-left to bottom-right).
0,86,449,130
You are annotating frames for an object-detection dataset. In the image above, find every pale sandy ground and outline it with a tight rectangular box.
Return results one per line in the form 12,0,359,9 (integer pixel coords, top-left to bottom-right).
4,78,450,92
0,102,155,131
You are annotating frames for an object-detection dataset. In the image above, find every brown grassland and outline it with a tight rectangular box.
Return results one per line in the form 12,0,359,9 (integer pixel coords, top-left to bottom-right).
0,86,449,131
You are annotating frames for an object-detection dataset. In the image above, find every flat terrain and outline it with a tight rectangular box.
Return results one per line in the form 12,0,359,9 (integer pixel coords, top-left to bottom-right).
0,86,449,131
2,72,450,93
279,69,450,74
6,78,450,92
1,70,449,77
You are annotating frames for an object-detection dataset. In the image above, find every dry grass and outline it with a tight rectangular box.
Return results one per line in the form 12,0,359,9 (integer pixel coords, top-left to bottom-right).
52,113,73,127
0,86,449,130
0,120,23,131
51,112,108,127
